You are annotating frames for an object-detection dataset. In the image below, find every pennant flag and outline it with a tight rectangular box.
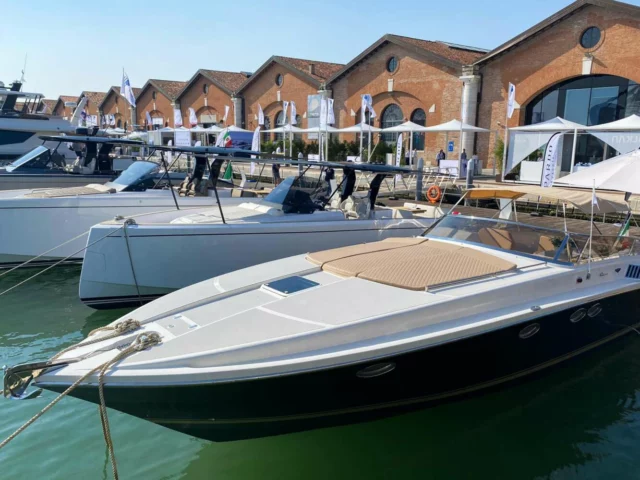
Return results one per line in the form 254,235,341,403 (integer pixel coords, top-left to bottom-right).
223,105,230,123
80,109,87,126
145,111,152,126
188,107,198,127
541,133,561,188
258,104,264,126
251,126,261,174
328,98,335,125
507,83,516,119
319,98,328,129
361,94,376,123
395,133,404,182
173,108,183,127
121,70,136,107
291,101,297,124
283,101,289,123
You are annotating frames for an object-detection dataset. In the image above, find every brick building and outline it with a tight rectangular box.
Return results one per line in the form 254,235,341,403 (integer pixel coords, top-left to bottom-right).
176,70,249,128
328,34,485,162
470,0,640,174
135,79,187,129
77,91,107,121
100,86,141,129
52,95,77,119
238,56,343,140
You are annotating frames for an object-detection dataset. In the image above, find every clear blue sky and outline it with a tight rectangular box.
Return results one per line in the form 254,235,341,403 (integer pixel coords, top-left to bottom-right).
2,0,639,99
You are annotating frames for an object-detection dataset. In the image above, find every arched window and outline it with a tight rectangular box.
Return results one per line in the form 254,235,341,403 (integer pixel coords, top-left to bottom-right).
410,108,426,150
262,116,271,143
116,119,122,128
381,104,403,143
203,84,209,95
274,110,285,141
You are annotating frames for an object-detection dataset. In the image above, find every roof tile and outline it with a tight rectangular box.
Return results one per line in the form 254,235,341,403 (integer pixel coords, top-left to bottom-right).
200,70,248,93
390,35,486,64
276,56,344,81
150,79,188,100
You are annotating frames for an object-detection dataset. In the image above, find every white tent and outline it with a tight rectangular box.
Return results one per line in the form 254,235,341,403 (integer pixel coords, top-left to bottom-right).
189,126,209,132
262,124,305,133
421,119,490,133
299,126,340,133
584,114,640,155
337,123,382,133
505,117,587,174
555,149,640,194
381,121,430,165
207,125,224,133
159,127,174,133
225,125,250,133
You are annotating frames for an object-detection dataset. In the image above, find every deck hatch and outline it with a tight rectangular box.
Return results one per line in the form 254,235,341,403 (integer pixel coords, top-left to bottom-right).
626,265,640,279
263,276,319,296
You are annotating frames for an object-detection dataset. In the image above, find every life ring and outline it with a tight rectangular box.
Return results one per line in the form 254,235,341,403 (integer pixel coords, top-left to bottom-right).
426,185,442,204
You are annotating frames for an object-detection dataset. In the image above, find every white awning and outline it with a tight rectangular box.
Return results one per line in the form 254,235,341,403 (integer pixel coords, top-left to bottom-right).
298,126,340,133
584,114,640,131
337,123,382,133
421,119,490,133
381,120,429,132
262,124,305,133
510,117,585,132
584,115,640,154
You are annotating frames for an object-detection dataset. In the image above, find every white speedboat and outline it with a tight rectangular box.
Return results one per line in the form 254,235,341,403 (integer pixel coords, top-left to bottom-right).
0,144,251,269
8,186,638,442
78,159,436,309
0,82,78,162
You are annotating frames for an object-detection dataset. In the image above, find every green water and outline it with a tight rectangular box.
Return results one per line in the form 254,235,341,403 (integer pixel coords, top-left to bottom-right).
1,267,640,479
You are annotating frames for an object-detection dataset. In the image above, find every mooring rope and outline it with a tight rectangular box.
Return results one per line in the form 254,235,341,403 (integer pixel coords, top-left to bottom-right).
0,225,125,298
0,326,161,480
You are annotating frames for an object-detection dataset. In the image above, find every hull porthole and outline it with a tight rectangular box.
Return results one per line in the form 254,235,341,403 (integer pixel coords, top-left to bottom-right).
356,362,396,379
570,308,587,323
519,323,540,339
588,303,602,318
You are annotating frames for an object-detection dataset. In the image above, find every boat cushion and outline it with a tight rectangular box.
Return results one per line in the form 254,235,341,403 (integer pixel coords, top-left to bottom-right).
310,239,517,291
24,184,116,198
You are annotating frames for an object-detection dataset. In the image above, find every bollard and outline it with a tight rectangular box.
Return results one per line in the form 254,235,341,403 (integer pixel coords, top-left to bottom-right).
464,159,475,206
415,158,424,201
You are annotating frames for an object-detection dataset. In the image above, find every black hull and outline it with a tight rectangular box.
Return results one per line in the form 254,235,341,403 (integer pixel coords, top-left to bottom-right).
45,289,640,442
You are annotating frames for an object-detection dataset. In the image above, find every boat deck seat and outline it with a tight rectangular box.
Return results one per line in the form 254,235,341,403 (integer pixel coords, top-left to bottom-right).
24,184,116,198
306,237,426,266
309,239,517,291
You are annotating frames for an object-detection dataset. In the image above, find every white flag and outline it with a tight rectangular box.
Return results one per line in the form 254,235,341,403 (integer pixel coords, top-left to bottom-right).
173,108,183,127
188,107,198,127
282,101,289,123
290,101,297,125
327,98,335,125
223,105,230,122
362,94,376,123
121,70,136,107
145,111,152,126
395,133,404,182
541,133,561,188
109,114,116,126
251,126,261,174
507,83,516,119
319,98,328,129
258,104,264,126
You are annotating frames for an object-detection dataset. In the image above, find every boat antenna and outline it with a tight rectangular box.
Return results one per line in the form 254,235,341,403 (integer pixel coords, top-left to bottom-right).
19,54,27,84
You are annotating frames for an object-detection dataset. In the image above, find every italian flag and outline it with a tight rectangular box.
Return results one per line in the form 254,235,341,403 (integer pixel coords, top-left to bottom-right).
221,131,232,148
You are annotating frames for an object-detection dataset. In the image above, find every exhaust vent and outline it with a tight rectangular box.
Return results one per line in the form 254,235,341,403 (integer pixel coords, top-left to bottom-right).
625,265,640,279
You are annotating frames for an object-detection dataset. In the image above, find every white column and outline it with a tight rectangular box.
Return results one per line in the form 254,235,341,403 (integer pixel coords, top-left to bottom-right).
459,70,482,156
232,96,243,127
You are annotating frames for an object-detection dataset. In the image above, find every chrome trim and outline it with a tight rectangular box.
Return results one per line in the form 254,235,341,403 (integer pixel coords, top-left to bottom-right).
519,323,541,339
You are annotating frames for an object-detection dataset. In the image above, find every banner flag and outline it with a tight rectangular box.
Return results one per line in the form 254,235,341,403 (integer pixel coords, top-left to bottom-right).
188,108,198,127
507,83,516,119
290,102,297,124
395,133,404,183
145,111,152,127
173,108,183,127
121,70,137,107
319,98,328,129
283,101,289,123
541,132,561,187
223,105,230,122
258,104,264,126
327,98,335,125
251,126,261,173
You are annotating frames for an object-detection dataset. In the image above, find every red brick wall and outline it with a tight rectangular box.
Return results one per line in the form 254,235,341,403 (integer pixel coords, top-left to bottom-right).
136,86,175,127
52,102,73,119
477,4,640,168
178,74,232,127
331,43,464,164
101,91,133,127
242,63,319,138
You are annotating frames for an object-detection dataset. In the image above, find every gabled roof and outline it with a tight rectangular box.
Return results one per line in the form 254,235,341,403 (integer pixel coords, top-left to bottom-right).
53,95,76,112
237,56,344,94
327,34,487,84
136,79,187,102
78,91,107,107
176,69,249,100
99,85,142,109
474,0,640,65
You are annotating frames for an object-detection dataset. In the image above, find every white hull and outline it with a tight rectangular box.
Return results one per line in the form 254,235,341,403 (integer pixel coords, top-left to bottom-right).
0,192,235,268
79,213,433,307
0,117,75,160
0,173,116,190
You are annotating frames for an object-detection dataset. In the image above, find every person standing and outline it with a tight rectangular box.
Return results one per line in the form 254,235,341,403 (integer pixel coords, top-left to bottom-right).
404,148,410,166
272,162,281,186
436,149,446,166
461,149,468,161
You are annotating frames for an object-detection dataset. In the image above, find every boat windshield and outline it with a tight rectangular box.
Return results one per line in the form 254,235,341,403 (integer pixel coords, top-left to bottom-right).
105,161,159,191
262,174,332,214
6,146,53,171
427,215,640,264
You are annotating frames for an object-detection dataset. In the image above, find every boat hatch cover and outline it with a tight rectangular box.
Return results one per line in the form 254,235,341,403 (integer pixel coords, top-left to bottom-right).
263,276,319,296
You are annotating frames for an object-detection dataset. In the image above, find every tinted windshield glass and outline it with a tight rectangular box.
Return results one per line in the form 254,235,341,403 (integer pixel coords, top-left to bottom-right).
427,215,568,262
108,161,159,188
7,146,51,171
263,173,332,214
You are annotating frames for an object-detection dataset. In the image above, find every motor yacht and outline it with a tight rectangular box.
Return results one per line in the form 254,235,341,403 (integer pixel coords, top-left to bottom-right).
78,158,436,308
0,82,79,162
7,186,638,443
0,143,252,269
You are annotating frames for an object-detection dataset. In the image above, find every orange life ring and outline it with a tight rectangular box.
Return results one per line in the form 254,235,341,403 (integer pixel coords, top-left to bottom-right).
426,185,442,204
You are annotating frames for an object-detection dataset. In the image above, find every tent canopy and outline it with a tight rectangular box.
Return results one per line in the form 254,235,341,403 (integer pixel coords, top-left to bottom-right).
337,123,382,133
584,114,640,131
510,117,585,132
207,125,224,132
224,125,250,133
466,185,628,214
299,126,340,133
262,124,305,133
555,149,640,194
189,126,209,132
421,119,490,133
381,120,429,132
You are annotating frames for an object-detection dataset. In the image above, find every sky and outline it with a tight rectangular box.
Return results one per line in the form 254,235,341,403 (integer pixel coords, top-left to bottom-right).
2,0,640,100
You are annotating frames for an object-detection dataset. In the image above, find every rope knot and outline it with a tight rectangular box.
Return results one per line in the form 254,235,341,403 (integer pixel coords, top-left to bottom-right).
132,332,162,351
114,319,141,334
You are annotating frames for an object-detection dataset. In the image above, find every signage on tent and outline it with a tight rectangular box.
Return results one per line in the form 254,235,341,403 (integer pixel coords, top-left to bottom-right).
448,141,454,152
